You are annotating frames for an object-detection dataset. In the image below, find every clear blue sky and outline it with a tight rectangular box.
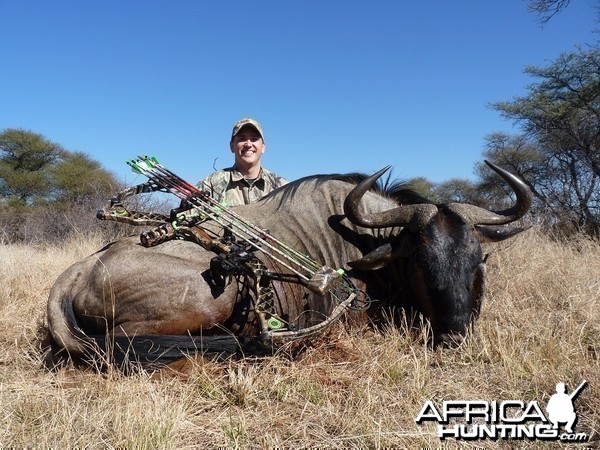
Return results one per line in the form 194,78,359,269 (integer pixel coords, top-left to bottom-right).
1,1,597,187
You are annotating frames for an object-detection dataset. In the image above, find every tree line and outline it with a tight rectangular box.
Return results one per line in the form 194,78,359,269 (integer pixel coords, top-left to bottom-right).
417,44,599,237
0,129,124,242
1,42,598,242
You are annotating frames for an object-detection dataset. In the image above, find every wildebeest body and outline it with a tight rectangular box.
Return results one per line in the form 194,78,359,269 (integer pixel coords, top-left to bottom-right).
46,164,531,367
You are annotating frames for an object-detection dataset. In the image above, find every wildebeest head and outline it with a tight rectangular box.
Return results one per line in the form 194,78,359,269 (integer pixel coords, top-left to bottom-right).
343,161,532,346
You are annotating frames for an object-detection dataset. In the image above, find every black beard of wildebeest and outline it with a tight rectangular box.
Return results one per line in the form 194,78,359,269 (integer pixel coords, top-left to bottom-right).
44,162,531,369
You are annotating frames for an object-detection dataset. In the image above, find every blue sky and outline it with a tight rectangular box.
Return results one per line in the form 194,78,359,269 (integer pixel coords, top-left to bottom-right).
1,1,597,187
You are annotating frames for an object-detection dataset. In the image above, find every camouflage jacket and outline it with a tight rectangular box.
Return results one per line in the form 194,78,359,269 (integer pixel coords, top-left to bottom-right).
199,166,288,207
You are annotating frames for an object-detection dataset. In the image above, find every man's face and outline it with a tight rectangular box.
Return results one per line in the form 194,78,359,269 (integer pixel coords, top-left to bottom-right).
230,126,265,168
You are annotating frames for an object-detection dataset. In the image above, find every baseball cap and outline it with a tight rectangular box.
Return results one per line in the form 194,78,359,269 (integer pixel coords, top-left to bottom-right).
231,118,264,140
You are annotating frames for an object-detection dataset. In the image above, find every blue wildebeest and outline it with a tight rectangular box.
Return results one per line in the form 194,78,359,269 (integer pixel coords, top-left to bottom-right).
45,162,531,368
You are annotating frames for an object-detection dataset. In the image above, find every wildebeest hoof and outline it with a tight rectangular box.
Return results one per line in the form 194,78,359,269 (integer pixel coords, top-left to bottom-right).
434,332,466,348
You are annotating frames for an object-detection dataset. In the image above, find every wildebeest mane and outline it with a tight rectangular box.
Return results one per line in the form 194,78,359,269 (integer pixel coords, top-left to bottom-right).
270,172,434,206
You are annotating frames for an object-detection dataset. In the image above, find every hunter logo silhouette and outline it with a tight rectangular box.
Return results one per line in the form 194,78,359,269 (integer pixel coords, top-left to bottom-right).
546,380,587,433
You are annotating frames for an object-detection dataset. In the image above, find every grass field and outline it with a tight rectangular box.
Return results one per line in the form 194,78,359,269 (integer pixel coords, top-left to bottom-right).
0,229,598,448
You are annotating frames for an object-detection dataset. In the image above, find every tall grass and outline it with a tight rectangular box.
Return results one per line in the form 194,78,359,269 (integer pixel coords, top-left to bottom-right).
0,229,598,448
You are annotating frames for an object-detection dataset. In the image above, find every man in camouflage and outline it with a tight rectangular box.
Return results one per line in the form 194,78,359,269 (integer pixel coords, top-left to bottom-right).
200,118,288,207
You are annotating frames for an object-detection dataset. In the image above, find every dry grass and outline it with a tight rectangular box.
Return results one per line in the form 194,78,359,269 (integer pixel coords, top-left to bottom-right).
0,229,598,448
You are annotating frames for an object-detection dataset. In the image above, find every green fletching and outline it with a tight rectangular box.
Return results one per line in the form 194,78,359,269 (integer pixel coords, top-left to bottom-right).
135,160,151,172
127,161,144,174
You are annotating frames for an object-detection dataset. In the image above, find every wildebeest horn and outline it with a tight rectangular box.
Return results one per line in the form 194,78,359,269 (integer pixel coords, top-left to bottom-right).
447,160,533,226
343,165,438,232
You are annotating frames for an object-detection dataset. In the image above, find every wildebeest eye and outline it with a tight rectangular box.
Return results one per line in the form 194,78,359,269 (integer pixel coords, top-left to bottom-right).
482,254,489,264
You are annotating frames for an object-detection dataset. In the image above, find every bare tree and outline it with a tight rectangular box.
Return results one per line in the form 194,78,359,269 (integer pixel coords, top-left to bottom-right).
527,0,572,24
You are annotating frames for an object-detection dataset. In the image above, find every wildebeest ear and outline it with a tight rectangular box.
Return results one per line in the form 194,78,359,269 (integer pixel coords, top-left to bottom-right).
347,240,409,270
475,225,531,242
347,244,392,270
